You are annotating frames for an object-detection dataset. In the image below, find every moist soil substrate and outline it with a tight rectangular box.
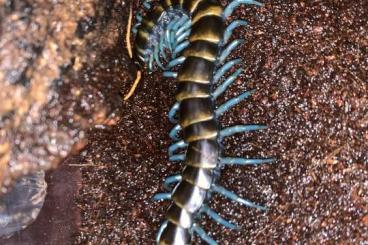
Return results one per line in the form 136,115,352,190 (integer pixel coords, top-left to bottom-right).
4,0,368,244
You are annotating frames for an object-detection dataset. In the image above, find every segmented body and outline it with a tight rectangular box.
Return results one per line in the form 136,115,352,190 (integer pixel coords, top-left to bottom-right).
133,0,273,244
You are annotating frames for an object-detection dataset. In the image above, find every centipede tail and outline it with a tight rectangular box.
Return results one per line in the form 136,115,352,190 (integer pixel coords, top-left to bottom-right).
132,0,274,244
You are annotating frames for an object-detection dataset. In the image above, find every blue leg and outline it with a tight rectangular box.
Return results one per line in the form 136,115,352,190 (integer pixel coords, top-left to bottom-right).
166,56,186,69
169,124,182,140
170,16,187,48
166,20,178,51
211,184,267,210
153,193,172,201
163,71,178,78
213,58,242,84
143,1,151,9
213,68,242,99
168,140,188,157
156,221,168,244
163,174,182,190
135,13,143,22
175,20,191,37
154,45,164,69
219,39,244,64
220,157,275,166
132,26,138,34
159,34,168,61
192,224,217,245
168,102,180,123
148,52,154,71
223,0,264,19
224,20,248,43
200,205,238,229
173,41,190,56
219,125,267,139
176,29,191,44
169,154,185,162
216,90,255,117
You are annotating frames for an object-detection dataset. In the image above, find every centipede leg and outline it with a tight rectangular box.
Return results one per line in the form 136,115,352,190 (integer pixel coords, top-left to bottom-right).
213,68,243,99
153,193,172,201
168,102,180,123
192,224,217,245
220,157,275,166
219,124,267,139
142,0,152,10
216,90,255,117
213,58,242,84
154,45,165,69
223,20,248,43
223,0,263,19
163,175,182,190
156,221,168,244
163,71,178,78
168,140,188,157
173,41,190,56
200,205,238,229
169,124,182,140
169,154,185,162
219,39,244,64
166,56,186,69
211,184,267,210
175,20,192,38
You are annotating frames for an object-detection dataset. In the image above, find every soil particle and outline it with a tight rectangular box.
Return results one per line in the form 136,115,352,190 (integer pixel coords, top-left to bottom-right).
75,0,367,244
2,0,367,244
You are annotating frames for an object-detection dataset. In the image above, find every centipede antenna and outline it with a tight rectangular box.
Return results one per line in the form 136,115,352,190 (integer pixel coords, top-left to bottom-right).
168,102,180,123
153,193,172,201
219,39,245,64
163,175,182,190
211,184,267,210
192,224,217,245
220,157,275,166
169,154,185,162
200,205,238,229
124,70,142,101
223,0,264,19
212,68,243,99
216,90,255,117
168,140,188,156
219,125,267,139
169,124,182,140
213,58,242,84
126,2,134,59
224,20,248,43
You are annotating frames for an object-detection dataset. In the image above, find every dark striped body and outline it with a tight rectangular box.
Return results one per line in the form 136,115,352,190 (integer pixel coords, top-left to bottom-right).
135,0,225,244
133,0,273,244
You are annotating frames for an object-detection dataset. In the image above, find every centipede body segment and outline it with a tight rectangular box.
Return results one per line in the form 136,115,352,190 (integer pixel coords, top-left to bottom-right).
131,0,274,244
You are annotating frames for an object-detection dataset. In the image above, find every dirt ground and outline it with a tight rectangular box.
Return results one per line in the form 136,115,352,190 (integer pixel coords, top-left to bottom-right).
1,0,367,244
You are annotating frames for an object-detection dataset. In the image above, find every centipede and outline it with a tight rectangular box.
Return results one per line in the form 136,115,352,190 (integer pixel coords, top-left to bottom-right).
128,0,274,244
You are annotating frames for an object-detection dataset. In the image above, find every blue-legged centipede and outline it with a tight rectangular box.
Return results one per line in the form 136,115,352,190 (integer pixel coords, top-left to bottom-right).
130,0,274,244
